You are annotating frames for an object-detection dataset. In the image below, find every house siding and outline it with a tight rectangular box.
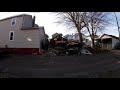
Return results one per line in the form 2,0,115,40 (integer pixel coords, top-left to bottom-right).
112,38,119,48
11,29,40,48
0,16,23,48
0,15,44,54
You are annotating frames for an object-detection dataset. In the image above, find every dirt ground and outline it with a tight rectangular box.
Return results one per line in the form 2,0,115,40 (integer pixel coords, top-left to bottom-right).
0,50,120,78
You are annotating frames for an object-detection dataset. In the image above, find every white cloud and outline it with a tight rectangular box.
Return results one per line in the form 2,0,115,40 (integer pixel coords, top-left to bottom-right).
0,12,70,38
34,12,75,38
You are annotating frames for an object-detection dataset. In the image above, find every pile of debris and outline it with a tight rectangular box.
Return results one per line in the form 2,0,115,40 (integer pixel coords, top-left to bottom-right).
49,33,92,56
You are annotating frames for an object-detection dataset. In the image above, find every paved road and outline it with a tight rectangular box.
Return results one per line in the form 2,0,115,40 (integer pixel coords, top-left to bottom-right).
0,50,120,78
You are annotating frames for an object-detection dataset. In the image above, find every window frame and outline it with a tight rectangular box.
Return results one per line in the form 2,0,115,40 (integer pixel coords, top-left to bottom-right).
11,18,16,26
9,31,14,41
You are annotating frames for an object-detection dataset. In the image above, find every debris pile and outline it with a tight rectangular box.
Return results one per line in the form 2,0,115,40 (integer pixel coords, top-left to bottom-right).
48,33,92,56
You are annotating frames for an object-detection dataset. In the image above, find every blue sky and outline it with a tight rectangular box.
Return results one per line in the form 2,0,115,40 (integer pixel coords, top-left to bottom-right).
0,12,120,38
104,12,120,37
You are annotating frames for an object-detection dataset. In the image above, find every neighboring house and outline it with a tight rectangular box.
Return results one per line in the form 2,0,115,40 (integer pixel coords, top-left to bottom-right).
97,34,120,50
63,33,88,42
0,14,46,54
52,33,62,39
85,35,100,47
63,34,73,40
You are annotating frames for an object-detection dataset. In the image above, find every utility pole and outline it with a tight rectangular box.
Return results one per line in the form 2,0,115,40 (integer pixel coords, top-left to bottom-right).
114,12,120,39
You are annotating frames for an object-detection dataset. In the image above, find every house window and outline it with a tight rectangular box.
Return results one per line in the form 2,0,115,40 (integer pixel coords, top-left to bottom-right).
11,18,16,26
9,31,14,41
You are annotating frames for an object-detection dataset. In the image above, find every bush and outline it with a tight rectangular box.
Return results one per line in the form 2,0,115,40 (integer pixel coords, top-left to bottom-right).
114,41,120,49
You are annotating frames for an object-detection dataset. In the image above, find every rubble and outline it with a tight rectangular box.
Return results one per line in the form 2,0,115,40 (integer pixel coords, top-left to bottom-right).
47,33,93,56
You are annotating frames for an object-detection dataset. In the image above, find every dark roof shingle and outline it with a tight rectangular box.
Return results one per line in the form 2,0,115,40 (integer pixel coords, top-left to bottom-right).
100,34,119,39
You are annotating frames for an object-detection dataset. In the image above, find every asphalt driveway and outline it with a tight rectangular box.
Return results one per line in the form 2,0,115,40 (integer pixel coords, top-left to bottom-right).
0,50,120,78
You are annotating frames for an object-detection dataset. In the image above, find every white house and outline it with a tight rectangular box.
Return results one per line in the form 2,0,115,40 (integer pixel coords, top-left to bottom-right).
85,35,100,47
0,14,46,54
63,33,88,42
63,34,73,40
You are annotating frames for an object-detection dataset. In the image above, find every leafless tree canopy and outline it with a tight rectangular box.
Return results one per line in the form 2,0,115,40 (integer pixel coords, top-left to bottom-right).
55,12,110,45
84,12,110,47
56,12,87,42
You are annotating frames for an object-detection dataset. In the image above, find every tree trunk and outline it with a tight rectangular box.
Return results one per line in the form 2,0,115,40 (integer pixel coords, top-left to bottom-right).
80,32,83,42
77,26,83,43
78,30,83,43
91,38,95,48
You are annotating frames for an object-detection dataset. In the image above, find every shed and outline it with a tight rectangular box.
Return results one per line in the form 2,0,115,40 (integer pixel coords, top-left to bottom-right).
97,34,120,50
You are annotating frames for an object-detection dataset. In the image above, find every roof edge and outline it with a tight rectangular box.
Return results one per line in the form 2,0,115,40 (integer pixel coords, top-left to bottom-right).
99,34,119,39
0,14,31,21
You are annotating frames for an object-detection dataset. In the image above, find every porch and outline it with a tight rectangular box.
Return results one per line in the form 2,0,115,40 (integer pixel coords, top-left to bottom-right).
97,38,112,50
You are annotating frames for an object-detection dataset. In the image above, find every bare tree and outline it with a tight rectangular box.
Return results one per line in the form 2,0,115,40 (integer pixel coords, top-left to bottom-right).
56,12,86,42
84,12,109,48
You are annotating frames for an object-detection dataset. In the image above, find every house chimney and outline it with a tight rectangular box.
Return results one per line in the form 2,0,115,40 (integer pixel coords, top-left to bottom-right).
32,16,36,27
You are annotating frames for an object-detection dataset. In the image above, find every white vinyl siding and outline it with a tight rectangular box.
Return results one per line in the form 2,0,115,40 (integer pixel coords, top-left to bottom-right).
112,38,120,48
0,16,45,49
